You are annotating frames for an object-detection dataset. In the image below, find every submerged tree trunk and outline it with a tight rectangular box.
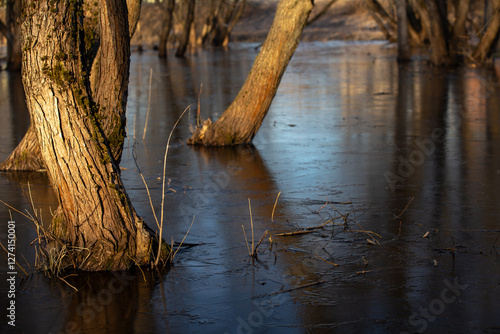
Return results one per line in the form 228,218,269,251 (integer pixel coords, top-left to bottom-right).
175,0,196,58
1,0,22,71
415,0,451,66
397,0,411,62
158,0,176,58
21,0,165,271
188,0,313,146
473,0,500,63
0,0,141,171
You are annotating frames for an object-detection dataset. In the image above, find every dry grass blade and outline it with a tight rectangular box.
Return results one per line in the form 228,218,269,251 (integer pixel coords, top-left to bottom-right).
157,105,192,267
274,230,315,237
253,230,268,254
242,225,251,256
143,68,153,141
248,198,254,256
171,216,196,262
271,191,281,222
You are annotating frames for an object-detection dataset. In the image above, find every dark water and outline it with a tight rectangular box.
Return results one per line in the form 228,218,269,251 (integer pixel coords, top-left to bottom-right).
1,41,500,333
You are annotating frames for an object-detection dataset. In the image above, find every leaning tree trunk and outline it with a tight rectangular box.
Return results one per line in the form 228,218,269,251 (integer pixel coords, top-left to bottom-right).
472,0,500,64
21,0,165,271
188,0,313,146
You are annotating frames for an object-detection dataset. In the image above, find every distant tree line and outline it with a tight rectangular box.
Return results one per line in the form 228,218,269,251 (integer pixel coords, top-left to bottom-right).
156,0,247,58
369,0,500,66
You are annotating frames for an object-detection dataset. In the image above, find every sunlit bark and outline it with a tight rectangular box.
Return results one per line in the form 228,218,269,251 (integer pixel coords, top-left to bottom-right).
1,0,141,171
188,0,313,146
21,0,165,271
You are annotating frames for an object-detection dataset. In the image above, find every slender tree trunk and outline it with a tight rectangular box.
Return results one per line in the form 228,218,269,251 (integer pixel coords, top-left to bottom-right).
188,0,313,146
175,0,196,58
159,0,176,58
397,0,411,62
452,0,471,61
473,0,500,63
21,0,165,271
5,0,22,71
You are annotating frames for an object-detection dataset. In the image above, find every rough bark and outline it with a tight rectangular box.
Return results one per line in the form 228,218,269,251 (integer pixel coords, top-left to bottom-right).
188,0,313,146
175,0,196,58
158,0,175,58
21,0,165,271
0,0,141,171
472,0,500,63
0,125,44,171
397,0,411,62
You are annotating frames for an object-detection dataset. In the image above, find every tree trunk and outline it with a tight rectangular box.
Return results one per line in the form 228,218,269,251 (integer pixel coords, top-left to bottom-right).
0,125,44,171
451,0,471,61
158,0,176,58
175,0,196,58
4,0,22,71
397,0,411,62
416,0,451,65
188,0,313,146
0,0,141,171
472,0,500,63
21,0,165,271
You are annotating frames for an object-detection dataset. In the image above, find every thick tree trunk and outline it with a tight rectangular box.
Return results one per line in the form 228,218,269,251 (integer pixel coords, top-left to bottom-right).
175,0,196,58
4,0,22,71
158,0,176,58
21,0,165,271
473,0,500,63
0,125,44,171
397,0,411,62
0,0,141,171
188,0,313,146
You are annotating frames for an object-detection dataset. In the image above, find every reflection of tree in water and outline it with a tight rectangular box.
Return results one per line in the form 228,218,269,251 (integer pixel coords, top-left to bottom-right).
17,270,166,333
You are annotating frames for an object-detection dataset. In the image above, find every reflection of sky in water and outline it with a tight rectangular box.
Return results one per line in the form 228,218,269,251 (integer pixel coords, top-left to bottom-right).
0,41,499,333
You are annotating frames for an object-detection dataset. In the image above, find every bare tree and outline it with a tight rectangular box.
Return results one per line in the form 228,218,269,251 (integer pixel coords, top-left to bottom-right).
188,0,313,146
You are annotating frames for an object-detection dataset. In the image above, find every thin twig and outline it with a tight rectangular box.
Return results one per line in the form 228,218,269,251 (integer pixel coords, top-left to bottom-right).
156,105,192,267
171,216,196,261
248,198,254,256
395,197,414,220
143,68,153,141
253,230,268,254
271,191,281,222
242,225,251,256
274,230,315,237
